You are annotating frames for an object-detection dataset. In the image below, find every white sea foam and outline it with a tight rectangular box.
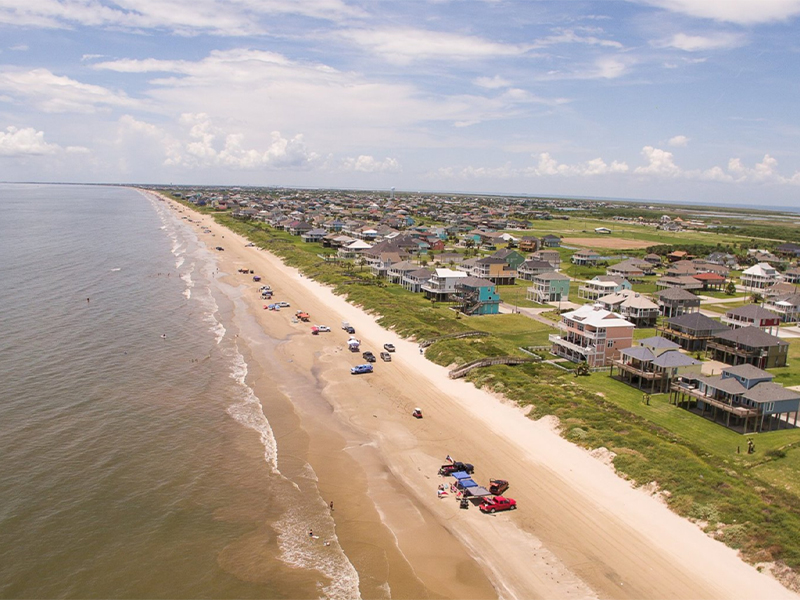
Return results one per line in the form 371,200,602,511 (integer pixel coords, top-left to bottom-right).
175,257,184,269
226,349,279,474
273,502,362,600
110,267,121,272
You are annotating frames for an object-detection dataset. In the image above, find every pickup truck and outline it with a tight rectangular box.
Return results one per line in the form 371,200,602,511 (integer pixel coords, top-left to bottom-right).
438,461,474,476
342,322,356,334
489,479,509,495
351,364,373,375
479,496,516,514
362,351,376,363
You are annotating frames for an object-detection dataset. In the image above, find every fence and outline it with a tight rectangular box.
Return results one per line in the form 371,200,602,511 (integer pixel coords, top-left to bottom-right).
449,356,537,379
419,331,489,348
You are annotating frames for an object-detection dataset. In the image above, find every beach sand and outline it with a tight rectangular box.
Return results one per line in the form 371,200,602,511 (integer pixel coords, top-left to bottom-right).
156,192,798,600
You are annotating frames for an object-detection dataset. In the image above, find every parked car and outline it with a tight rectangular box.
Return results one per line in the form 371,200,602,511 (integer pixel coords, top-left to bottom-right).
245,242,255,247
350,364,373,375
278,301,290,308
380,352,392,362
215,246,224,251
383,343,396,352
362,351,376,363
438,462,474,476
489,479,509,495
316,325,331,332
479,496,516,514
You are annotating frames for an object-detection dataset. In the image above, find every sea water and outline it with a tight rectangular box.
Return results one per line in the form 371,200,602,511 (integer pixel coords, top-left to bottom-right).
0,184,358,599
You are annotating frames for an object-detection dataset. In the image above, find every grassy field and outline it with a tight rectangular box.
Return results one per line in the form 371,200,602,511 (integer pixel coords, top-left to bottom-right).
496,280,550,309
771,339,800,388
515,217,756,248
171,195,800,571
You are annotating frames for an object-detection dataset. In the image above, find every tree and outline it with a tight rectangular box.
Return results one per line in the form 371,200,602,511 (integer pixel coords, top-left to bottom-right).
358,257,367,272
725,281,737,296
751,292,763,304
574,362,591,377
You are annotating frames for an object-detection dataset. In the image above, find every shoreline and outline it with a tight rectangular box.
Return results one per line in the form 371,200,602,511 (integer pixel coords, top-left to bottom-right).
154,191,798,600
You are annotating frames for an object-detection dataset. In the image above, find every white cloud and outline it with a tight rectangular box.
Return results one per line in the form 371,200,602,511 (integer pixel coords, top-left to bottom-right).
545,56,632,80
334,28,532,65
473,75,511,89
635,0,800,24
634,146,681,176
93,48,569,142
534,28,623,49
532,152,629,176
657,32,746,52
0,0,362,36
342,155,401,173
0,125,59,155
0,68,140,113
668,135,689,147
435,154,629,180
118,113,319,170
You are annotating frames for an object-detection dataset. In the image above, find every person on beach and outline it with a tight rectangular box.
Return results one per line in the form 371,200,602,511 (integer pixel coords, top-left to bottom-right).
329,501,334,511
309,529,313,538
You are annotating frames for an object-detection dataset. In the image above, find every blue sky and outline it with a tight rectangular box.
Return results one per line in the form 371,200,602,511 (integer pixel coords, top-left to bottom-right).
1,0,799,206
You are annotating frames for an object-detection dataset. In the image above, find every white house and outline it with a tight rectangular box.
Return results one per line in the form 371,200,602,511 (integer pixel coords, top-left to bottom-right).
741,263,780,290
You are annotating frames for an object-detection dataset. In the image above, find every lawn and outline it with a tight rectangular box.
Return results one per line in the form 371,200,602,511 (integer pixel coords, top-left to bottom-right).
770,339,800,388
496,281,550,309
576,374,800,464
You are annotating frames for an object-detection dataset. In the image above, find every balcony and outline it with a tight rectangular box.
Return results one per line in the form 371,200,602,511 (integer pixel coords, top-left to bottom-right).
549,334,594,355
556,324,605,340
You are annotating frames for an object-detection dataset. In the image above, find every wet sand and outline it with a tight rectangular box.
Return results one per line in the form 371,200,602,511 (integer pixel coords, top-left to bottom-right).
157,192,797,600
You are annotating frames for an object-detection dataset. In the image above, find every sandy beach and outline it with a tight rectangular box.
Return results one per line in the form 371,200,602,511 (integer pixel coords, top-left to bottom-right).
156,191,798,600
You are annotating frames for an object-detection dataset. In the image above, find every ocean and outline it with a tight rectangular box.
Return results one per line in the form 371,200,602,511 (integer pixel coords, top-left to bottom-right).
0,184,358,599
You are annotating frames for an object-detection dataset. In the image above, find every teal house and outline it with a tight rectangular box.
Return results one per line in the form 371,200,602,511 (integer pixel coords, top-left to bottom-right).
455,276,501,315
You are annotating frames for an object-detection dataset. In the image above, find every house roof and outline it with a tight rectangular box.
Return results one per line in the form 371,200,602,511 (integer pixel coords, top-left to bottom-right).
597,290,658,309
433,268,468,278
725,304,778,321
652,351,701,368
638,336,680,350
458,276,495,288
593,275,628,285
520,259,553,270
742,263,777,276
744,382,800,404
666,312,729,332
406,268,433,280
714,325,788,347
722,364,772,380
389,261,418,272
346,240,373,249
692,272,725,281
698,375,747,395
656,287,701,301
620,346,655,362
562,305,634,328
534,272,570,281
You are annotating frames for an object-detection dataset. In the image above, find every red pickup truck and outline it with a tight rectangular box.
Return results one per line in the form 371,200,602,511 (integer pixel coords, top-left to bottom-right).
479,496,517,514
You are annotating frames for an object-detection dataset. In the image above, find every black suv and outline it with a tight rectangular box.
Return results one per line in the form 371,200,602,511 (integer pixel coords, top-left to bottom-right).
362,351,376,363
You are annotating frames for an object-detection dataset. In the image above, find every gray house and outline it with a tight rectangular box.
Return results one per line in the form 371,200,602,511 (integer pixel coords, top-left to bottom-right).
670,364,800,433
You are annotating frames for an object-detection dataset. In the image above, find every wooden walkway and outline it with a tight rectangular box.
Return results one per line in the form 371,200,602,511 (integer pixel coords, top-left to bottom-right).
449,356,537,379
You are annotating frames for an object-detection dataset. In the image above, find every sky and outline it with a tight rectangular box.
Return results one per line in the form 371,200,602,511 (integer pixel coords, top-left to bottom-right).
1,0,800,206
